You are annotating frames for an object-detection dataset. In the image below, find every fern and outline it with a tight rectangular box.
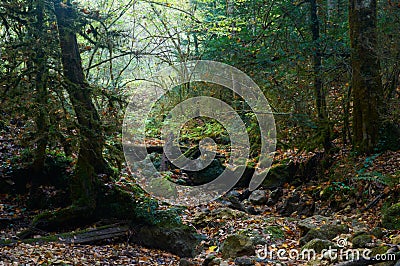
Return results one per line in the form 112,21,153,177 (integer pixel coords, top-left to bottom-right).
355,171,395,187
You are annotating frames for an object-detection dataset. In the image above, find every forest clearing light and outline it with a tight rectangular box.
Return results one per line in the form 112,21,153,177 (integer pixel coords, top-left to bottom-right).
122,60,276,206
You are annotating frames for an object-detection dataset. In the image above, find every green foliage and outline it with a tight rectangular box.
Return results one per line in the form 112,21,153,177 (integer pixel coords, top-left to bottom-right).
263,226,285,240
351,153,398,187
179,118,229,143
382,202,400,230
355,172,398,188
320,181,354,200
133,196,160,225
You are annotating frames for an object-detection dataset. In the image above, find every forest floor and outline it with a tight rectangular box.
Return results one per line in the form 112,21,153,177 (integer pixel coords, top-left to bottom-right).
0,194,399,265
1,124,400,265
1,157,400,266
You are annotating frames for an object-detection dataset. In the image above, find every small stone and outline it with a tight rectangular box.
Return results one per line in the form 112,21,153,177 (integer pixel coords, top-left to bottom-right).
391,235,400,245
226,190,241,198
245,206,258,215
234,256,255,265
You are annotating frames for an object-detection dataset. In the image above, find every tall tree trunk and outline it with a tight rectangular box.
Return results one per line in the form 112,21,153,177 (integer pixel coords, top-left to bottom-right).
349,0,383,154
27,0,51,209
32,0,49,176
54,0,110,207
310,0,332,152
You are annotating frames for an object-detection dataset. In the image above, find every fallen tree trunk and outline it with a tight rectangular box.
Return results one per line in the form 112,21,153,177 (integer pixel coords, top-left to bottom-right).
3,223,129,246
60,224,130,244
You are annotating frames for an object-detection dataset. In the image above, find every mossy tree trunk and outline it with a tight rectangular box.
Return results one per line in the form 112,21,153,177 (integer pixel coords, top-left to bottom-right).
32,0,50,177
310,0,332,153
349,0,383,154
54,0,109,208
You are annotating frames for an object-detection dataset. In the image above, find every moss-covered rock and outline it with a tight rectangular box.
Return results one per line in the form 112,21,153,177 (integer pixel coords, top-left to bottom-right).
298,215,331,235
131,223,200,258
302,239,336,253
221,234,255,259
263,226,285,240
382,203,400,230
299,224,349,245
371,227,385,239
148,177,178,199
352,234,373,248
193,207,247,227
371,245,391,257
262,163,292,188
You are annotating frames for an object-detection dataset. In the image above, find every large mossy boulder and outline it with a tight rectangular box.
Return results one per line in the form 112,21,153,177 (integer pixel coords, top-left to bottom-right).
382,203,400,230
262,163,294,188
298,215,349,245
131,223,200,258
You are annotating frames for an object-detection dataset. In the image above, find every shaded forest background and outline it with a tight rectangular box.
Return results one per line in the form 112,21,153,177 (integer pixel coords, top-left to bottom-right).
1,0,400,264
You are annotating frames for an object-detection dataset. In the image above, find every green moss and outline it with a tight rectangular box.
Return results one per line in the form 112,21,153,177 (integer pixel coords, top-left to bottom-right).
221,234,255,259
371,245,390,257
263,226,284,240
299,224,349,246
302,239,335,253
352,234,373,248
148,177,178,199
382,203,400,230
262,163,290,188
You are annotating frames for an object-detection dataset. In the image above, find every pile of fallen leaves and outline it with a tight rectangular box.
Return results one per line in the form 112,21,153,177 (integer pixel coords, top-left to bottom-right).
0,243,179,265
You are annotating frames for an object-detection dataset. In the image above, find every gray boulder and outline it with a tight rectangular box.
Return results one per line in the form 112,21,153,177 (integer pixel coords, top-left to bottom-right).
249,190,267,205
